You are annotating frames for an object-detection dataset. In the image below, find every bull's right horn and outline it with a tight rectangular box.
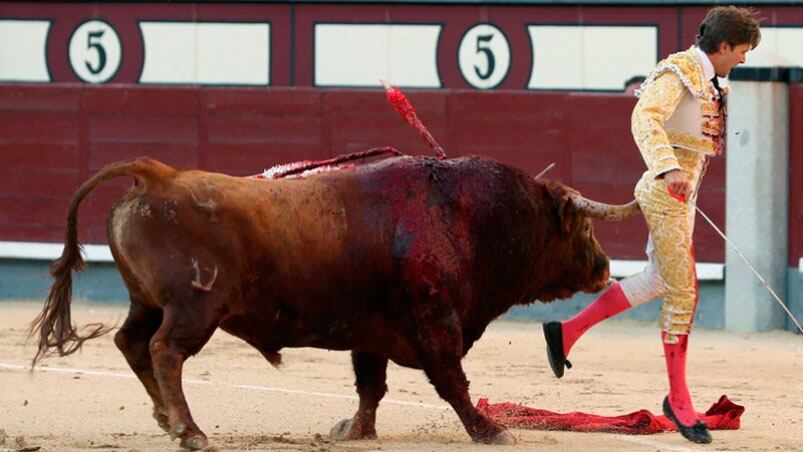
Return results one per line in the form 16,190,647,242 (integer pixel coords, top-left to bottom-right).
570,194,641,221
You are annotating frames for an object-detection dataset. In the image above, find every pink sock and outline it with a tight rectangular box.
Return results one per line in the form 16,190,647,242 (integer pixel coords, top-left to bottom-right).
561,283,631,356
663,332,700,426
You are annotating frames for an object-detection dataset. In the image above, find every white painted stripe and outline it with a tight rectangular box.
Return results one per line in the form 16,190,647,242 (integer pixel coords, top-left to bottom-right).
0,241,725,279
0,241,114,262
799,257,802,274
314,24,441,88
0,362,449,410
614,434,705,452
0,20,50,82
527,25,656,90
139,22,269,85
610,259,724,281
742,27,803,68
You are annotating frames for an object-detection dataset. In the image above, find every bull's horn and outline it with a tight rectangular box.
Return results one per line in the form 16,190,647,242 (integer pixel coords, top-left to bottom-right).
570,194,641,221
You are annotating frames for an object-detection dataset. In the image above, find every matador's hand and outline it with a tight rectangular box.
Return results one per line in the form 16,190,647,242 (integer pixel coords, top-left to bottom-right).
663,170,690,200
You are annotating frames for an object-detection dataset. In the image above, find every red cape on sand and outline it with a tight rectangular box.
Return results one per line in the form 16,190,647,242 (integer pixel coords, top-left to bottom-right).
476,395,743,434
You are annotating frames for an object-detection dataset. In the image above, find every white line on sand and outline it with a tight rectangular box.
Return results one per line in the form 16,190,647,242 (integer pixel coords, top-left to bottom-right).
0,362,449,410
614,434,705,452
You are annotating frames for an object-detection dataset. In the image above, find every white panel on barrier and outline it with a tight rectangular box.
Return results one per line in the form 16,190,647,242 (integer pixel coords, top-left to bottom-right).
139,22,269,85
745,27,803,68
314,24,441,88
527,25,656,91
0,20,50,82
0,241,114,262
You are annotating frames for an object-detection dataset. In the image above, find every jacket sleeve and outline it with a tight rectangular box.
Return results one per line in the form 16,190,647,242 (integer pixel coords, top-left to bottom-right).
631,72,686,176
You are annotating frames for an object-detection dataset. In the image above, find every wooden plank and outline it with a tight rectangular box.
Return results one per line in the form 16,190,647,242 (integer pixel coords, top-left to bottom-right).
572,149,645,186
89,114,198,145
205,89,321,115
207,115,322,146
328,114,431,152
0,167,79,199
0,112,79,144
82,87,199,114
88,143,199,171
0,144,78,169
0,85,80,112
0,197,70,227
0,224,65,244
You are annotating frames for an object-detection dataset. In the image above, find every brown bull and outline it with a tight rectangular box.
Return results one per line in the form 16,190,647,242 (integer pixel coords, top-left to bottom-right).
31,154,638,449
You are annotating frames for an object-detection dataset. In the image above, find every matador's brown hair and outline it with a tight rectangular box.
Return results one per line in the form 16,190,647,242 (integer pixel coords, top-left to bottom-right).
695,6,762,53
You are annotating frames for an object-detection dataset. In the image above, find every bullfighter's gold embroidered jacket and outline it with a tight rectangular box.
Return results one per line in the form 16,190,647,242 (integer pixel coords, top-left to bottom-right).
632,46,727,179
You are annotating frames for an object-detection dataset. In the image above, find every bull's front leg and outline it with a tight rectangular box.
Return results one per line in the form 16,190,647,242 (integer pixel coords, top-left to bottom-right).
411,305,515,444
330,351,388,440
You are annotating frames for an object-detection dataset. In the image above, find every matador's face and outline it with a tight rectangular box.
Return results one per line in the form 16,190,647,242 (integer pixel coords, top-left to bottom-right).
715,42,751,77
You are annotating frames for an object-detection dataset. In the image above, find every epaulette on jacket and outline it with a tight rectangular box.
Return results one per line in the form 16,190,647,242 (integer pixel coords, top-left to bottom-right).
636,48,707,99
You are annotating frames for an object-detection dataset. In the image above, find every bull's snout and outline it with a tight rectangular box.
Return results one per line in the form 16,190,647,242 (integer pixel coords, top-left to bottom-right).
586,253,610,293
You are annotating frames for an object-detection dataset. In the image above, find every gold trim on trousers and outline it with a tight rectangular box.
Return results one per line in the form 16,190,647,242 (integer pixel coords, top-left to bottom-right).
622,150,709,344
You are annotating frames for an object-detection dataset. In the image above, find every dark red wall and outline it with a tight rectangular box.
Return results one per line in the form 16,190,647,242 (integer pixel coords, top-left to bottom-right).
790,84,803,268
0,84,737,261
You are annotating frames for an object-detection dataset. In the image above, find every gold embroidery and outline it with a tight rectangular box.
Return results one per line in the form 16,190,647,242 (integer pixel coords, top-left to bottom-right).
634,176,701,338
632,73,685,175
637,47,706,98
666,132,718,155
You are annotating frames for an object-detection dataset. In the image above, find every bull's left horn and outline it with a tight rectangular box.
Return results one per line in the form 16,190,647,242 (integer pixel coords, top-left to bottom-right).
570,195,641,221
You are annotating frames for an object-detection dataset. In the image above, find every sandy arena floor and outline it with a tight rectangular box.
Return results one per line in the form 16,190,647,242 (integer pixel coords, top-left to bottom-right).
0,301,801,452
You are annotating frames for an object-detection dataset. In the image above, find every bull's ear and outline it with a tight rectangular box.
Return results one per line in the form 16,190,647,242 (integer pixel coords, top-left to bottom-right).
558,196,580,233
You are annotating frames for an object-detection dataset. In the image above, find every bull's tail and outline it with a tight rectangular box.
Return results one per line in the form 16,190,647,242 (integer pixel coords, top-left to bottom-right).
29,158,176,367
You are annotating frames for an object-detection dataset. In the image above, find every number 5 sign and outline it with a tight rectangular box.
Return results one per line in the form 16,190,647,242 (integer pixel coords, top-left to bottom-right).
457,23,510,89
68,20,122,83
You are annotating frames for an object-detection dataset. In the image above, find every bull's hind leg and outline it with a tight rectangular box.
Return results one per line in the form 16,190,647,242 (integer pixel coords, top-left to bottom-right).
330,351,388,440
113,302,170,432
412,305,515,444
150,304,219,450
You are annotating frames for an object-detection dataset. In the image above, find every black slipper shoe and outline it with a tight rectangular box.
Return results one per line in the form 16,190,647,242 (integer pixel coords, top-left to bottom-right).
662,396,712,444
542,322,572,379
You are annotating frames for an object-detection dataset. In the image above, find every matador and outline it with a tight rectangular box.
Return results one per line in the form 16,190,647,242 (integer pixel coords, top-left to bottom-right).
542,6,761,445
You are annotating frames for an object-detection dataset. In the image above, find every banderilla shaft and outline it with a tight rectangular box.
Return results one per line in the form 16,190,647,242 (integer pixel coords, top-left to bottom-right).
684,195,803,334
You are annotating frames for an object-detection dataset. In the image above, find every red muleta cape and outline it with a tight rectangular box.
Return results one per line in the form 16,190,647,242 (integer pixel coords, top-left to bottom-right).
476,395,743,434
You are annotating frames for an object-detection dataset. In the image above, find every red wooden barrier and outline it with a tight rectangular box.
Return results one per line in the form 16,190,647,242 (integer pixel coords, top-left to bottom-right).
0,84,743,261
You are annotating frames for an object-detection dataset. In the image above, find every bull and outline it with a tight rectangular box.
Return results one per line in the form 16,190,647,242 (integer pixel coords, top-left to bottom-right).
31,154,638,449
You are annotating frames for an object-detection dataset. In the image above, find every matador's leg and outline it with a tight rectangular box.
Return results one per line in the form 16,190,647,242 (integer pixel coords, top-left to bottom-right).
638,177,711,443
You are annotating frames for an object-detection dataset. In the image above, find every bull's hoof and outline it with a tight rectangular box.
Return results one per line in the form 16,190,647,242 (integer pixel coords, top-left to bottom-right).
329,418,354,440
329,418,377,441
180,433,209,450
484,429,517,445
